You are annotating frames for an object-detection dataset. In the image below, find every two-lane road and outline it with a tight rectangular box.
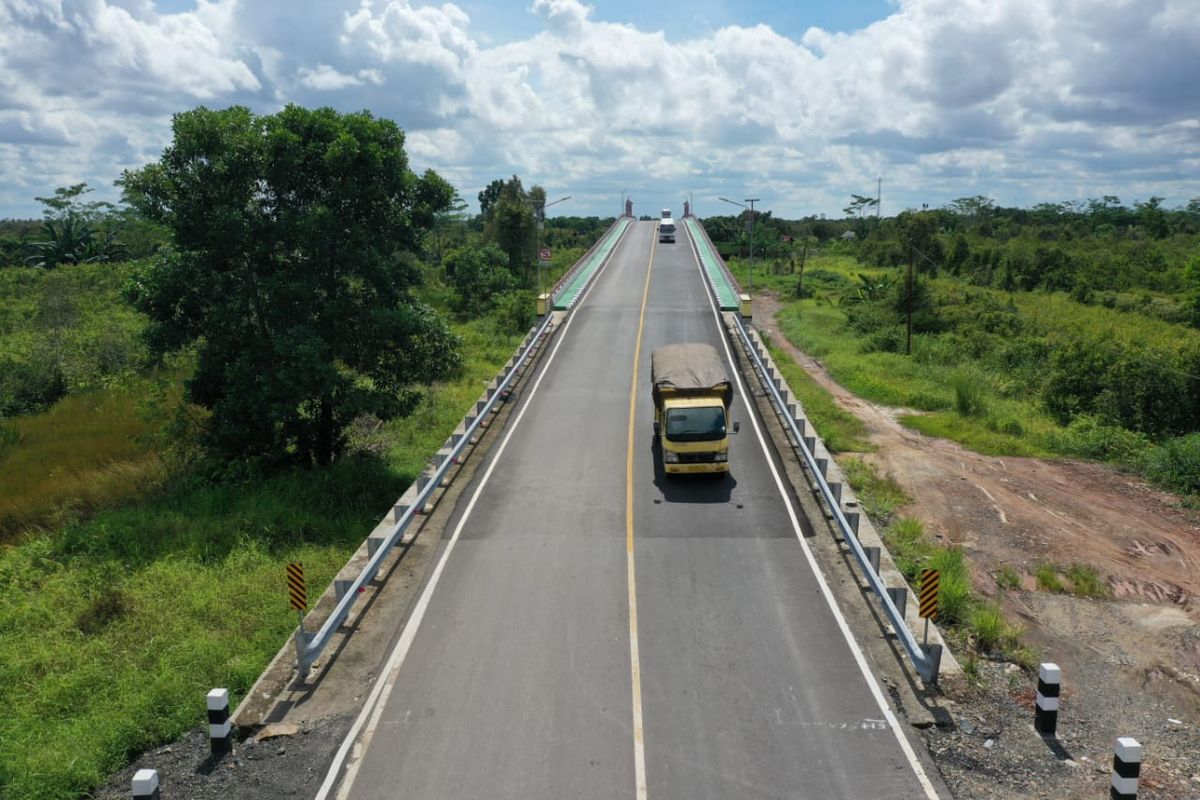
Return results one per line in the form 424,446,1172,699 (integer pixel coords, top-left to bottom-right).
319,220,942,799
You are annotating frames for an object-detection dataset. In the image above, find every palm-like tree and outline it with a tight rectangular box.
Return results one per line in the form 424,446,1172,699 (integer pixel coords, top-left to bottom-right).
22,214,128,268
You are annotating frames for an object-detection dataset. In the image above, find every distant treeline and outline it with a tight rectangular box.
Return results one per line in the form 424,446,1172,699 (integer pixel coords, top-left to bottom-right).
704,194,1200,298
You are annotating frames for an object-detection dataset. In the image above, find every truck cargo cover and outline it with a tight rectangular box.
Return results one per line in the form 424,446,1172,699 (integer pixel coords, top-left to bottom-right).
651,343,734,408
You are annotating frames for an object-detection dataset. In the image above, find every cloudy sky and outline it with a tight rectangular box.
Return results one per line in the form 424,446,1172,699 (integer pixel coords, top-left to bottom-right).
1,0,1198,220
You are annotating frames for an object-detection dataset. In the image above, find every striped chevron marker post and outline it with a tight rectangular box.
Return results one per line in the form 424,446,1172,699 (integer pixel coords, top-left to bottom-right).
132,768,160,799
1034,662,1060,736
207,688,233,755
1111,737,1142,800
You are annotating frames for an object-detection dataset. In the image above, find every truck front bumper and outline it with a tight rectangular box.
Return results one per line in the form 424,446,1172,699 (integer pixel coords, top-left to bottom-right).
665,461,729,475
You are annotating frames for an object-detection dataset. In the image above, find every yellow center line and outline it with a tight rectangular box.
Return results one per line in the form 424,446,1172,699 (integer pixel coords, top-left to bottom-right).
626,225,656,800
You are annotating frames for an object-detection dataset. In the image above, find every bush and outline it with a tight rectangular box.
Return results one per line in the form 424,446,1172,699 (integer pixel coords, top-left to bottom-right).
1047,414,1150,463
861,326,906,354
985,414,1024,436
0,355,68,415
490,290,536,335
1143,433,1200,494
446,244,518,316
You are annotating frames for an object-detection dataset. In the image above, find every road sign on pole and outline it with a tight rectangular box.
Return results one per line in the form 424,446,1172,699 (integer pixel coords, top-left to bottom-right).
539,247,552,262
919,568,939,620
287,562,307,611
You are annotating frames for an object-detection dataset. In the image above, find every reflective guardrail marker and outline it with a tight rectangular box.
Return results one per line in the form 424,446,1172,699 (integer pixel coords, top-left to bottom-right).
287,562,307,611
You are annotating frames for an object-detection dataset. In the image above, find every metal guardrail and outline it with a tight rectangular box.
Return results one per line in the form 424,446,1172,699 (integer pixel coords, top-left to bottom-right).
294,312,555,678
729,304,941,684
293,216,632,678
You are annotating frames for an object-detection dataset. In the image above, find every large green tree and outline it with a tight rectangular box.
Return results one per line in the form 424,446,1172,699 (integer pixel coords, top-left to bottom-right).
120,104,460,467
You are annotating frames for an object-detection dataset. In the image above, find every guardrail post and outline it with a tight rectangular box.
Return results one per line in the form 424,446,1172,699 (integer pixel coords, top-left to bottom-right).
334,579,354,600
886,586,907,617
803,435,815,454
829,482,842,504
863,546,880,575
1111,737,1142,799
132,768,160,800
207,688,233,755
295,628,312,680
844,510,860,535
1035,663,1061,736
815,457,828,477
920,643,942,685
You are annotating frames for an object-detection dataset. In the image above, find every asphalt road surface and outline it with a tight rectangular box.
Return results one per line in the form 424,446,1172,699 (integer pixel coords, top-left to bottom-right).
319,221,942,799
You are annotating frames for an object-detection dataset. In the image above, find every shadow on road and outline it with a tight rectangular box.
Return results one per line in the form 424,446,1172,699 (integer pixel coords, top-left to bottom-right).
650,438,737,503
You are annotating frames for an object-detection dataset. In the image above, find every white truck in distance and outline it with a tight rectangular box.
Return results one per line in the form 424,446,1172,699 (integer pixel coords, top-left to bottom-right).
659,217,676,243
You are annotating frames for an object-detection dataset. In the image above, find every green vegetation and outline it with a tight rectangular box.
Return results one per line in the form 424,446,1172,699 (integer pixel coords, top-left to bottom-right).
0,261,148,416
120,105,462,469
716,199,1200,497
1065,563,1110,599
0,387,167,541
0,312,521,800
834,457,1034,671
995,564,1022,590
763,339,871,453
0,132,613,795
885,516,1029,662
1034,561,1065,592
836,457,908,522
969,602,1024,652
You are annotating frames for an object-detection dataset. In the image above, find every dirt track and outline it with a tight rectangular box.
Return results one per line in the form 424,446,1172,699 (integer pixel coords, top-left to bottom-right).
757,295,1200,798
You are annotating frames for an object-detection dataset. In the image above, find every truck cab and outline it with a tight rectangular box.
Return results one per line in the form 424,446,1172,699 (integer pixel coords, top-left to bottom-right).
651,343,738,475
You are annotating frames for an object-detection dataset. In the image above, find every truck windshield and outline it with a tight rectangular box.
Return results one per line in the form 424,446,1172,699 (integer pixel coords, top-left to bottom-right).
665,406,726,442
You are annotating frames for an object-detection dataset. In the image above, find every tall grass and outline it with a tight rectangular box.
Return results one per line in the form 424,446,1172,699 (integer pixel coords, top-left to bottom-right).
0,387,167,541
1065,563,1109,598
927,546,972,624
949,371,988,418
1034,562,1064,592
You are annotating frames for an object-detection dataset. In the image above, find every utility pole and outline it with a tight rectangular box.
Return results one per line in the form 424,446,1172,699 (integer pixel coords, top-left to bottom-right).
906,244,914,356
533,195,571,295
746,198,760,294
877,177,882,222
795,237,809,299
718,196,760,294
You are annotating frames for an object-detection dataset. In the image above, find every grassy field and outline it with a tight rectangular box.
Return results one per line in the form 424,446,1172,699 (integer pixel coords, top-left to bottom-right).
0,315,522,800
729,251,1200,473
0,387,169,540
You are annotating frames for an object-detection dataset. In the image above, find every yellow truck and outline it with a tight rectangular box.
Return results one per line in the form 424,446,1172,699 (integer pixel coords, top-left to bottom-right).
651,343,739,474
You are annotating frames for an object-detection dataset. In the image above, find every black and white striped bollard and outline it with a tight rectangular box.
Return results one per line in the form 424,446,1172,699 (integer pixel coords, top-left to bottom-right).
207,687,233,755
1034,662,1060,736
131,768,160,799
1111,737,1142,800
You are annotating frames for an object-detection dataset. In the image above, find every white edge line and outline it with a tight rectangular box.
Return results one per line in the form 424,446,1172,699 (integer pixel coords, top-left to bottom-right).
315,218,634,800
684,225,942,800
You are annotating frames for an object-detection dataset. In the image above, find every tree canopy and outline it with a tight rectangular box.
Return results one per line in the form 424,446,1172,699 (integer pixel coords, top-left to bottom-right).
120,104,460,467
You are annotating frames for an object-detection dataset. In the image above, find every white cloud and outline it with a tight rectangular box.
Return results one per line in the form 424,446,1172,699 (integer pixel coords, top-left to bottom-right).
0,0,1198,219
297,64,364,91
